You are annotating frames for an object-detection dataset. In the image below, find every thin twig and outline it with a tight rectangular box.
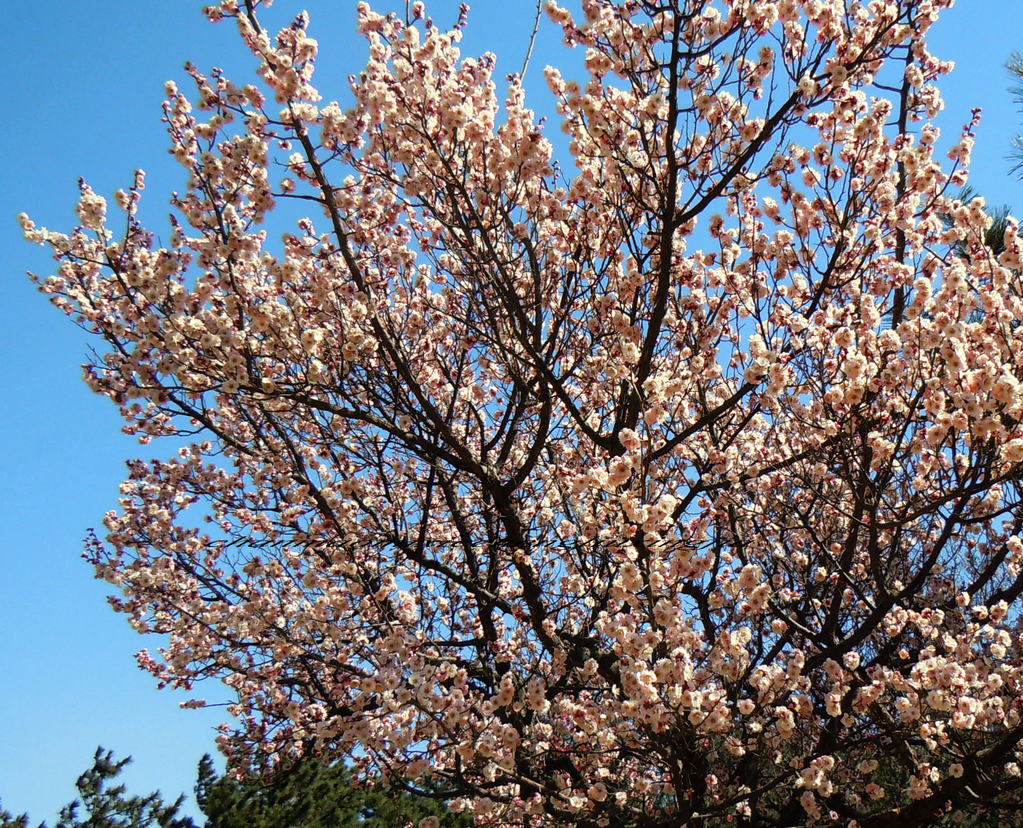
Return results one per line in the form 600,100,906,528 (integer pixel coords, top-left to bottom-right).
520,0,543,78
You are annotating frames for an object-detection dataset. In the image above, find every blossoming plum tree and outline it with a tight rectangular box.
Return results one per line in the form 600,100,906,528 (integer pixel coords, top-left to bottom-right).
22,0,1023,824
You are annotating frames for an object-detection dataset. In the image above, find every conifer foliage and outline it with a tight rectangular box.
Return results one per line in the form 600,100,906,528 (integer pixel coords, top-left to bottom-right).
195,753,471,827
0,749,194,828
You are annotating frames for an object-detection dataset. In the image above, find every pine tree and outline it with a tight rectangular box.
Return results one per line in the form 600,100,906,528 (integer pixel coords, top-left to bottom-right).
195,755,470,828
0,801,37,828
2,749,195,828
54,748,196,828
1009,51,1023,178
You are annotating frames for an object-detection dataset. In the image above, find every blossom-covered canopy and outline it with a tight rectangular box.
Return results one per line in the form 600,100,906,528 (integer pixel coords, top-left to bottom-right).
23,0,1023,824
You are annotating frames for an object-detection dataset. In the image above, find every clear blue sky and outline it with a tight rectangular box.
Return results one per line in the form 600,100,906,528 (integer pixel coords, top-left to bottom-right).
1,0,1020,823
